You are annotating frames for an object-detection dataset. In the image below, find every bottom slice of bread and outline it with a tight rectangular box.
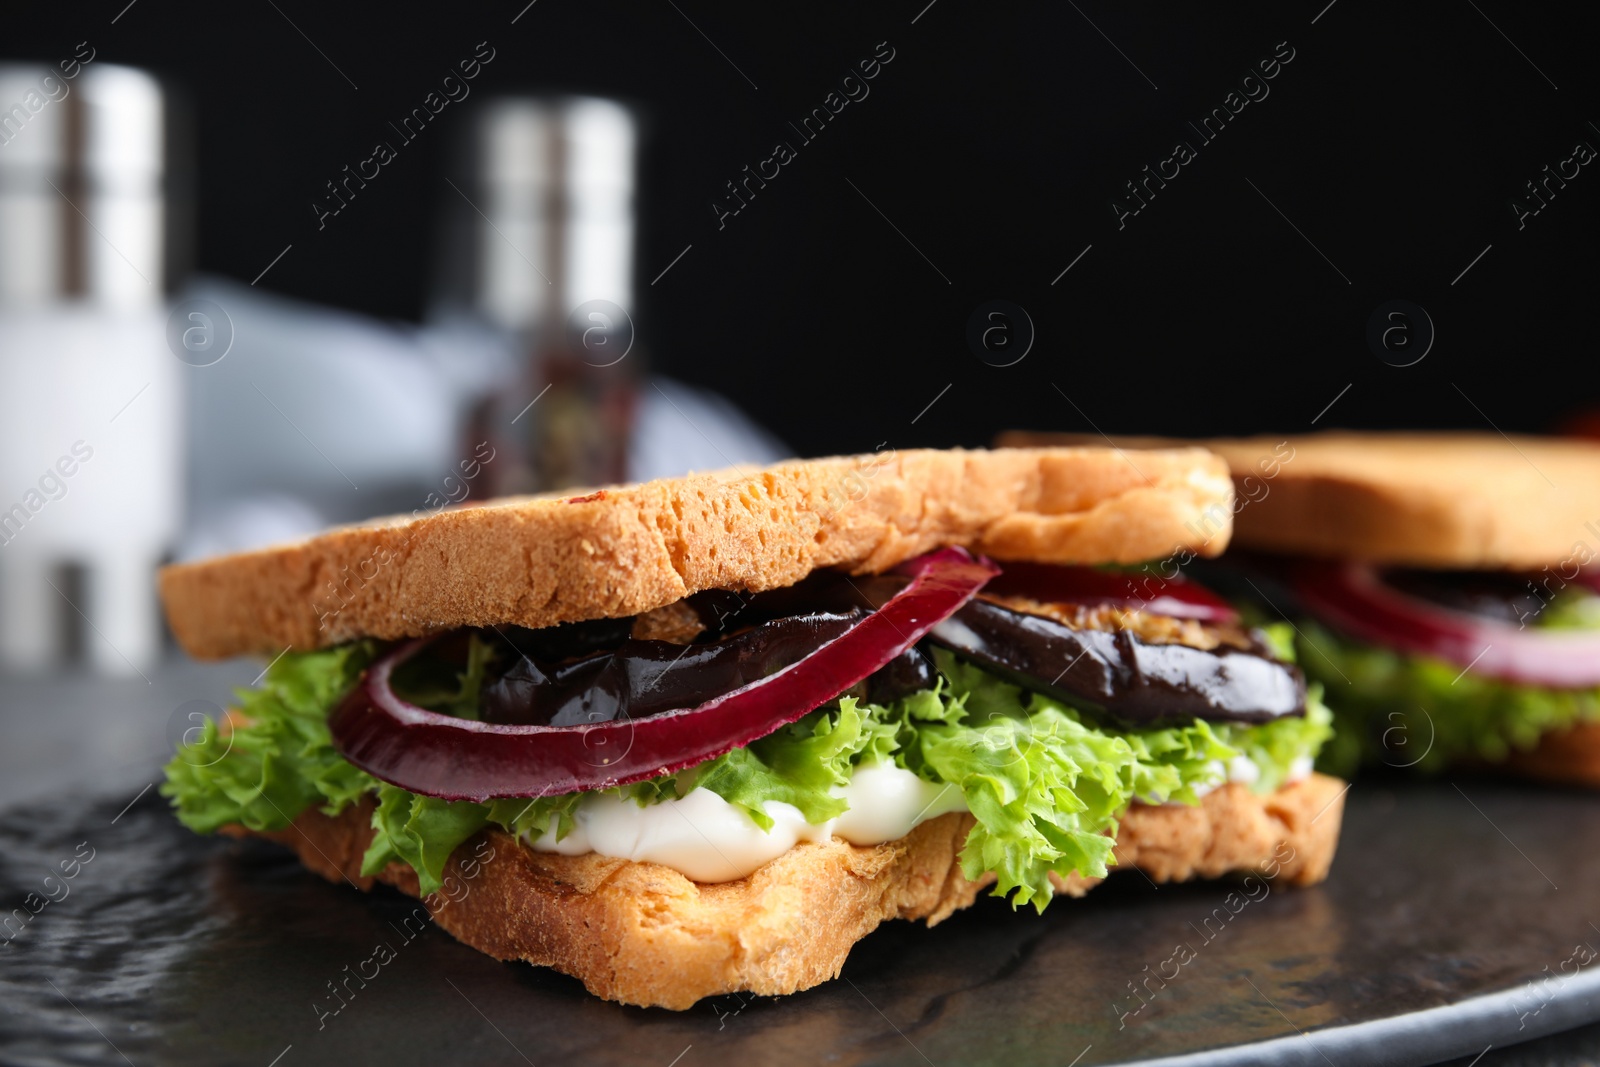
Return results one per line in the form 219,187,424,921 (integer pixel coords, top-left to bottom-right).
1503,722,1600,787
232,773,1346,1009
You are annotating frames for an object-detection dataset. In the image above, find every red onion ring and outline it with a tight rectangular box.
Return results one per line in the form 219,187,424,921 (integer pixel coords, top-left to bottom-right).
328,547,999,801
982,561,1239,623
1293,561,1600,688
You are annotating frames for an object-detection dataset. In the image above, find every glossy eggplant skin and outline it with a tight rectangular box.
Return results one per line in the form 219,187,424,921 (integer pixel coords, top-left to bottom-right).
473,571,1307,730
927,599,1306,728
481,612,862,726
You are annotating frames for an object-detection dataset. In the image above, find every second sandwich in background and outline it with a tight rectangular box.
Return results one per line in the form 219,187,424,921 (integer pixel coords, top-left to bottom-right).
999,431,1600,784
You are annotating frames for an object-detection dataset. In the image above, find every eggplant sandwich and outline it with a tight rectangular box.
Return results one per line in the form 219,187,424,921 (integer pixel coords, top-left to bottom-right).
1002,431,1600,784
159,447,1345,1008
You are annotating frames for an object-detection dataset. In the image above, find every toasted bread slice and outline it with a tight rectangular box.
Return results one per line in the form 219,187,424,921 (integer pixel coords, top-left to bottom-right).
997,432,1600,569
160,447,1233,660
233,774,1345,1009
1503,723,1600,787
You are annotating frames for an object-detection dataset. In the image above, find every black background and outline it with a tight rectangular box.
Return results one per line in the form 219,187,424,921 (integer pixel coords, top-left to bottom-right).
6,0,1596,458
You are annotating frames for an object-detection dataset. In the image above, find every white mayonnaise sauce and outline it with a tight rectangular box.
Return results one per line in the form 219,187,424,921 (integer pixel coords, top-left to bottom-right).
1177,755,1261,801
1226,754,1262,788
527,762,967,883
1178,753,1312,803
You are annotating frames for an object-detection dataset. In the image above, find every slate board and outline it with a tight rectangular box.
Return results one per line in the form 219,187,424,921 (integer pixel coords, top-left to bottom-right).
3,779,1600,1067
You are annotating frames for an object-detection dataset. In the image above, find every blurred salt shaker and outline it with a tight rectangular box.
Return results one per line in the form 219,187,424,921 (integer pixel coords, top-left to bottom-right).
0,62,184,674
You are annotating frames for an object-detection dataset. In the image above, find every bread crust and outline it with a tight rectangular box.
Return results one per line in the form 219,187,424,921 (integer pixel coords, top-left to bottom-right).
997,432,1600,569
237,773,1344,1010
159,447,1234,660
1502,723,1600,787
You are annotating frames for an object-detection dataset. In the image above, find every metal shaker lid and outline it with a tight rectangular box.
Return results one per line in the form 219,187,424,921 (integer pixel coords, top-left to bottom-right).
439,95,637,335
0,62,170,308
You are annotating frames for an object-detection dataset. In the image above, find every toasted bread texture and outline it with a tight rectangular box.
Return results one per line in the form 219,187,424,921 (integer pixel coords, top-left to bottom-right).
997,432,1600,569
235,773,1344,1009
1503,723,1600,787
161,447,1234,660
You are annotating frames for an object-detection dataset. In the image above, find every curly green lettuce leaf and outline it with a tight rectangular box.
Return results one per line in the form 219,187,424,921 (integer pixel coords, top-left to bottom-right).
905,650,1237,910
690,697,894,828
1212,686,1333,794
485,791,591,841
362,786,491,895
1535,586,1600,632
1255,620,1298,663
1300,621,1600,776
159,643,378,833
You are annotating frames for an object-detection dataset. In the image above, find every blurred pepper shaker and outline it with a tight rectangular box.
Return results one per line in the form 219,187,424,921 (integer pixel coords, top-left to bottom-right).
447,96,639,496
0,61,187,674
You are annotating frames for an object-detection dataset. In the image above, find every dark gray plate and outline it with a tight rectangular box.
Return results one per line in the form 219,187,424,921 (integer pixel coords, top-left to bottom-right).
3,780,1600,1067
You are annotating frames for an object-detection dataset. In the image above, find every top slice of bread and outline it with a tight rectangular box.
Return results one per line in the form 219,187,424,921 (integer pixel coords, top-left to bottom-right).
160,446,1234,660
997,431,1600,569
